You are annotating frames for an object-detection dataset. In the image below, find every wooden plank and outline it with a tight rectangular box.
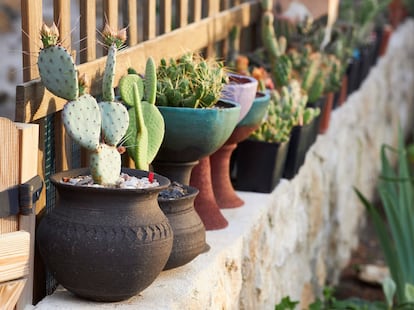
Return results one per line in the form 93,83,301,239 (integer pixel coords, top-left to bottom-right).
160,0,172,34
126,0,138,46
21,0,42,82
0,118,19,233
143,0,156,40
0,231,30,283
16,123,39,310
193,0,202,22
0,279,27,310
80,0,97,63
103,0,119,29
53,0,72,51
205,0,221,57
54,0,73,172
177,0,189,28
15,2,261,123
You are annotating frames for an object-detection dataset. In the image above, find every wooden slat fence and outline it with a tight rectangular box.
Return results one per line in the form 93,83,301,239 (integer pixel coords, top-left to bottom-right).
14,0,262,304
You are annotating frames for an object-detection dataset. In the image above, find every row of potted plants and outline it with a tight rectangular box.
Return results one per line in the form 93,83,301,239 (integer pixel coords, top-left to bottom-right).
230,0,393,194
36,20,264,302
35,0,395,303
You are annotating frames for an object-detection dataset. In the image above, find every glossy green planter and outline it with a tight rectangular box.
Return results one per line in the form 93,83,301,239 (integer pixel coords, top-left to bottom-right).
155,99,241,163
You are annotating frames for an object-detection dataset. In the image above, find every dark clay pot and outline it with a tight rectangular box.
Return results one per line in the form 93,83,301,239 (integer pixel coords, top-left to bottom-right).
234,139,289,193
37,168,173,302
158,185,207,270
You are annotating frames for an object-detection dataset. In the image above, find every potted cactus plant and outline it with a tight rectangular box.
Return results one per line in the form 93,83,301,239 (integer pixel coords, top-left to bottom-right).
235,78,318,192
148,53,241,230
36,23,173,302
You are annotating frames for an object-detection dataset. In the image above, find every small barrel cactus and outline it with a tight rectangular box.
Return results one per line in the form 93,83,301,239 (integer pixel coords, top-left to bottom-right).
38,22,130,186
155,53,229,108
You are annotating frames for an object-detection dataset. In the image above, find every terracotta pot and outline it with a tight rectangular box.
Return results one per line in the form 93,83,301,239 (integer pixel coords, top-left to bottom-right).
210,92,271,209
319,92,334,134
190,157,228,230
378,24,393,57
37,168,172,302
158,185,208,270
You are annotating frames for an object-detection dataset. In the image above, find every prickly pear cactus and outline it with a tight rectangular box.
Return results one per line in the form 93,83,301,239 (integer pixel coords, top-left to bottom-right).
38,23,78,100
120,57,165,170
38,22,130,186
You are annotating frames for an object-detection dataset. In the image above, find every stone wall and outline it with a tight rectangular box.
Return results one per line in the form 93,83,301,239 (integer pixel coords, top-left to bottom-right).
33,19,414,310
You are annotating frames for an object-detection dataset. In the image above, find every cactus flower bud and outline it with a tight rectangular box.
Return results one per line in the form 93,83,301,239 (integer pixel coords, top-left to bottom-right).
40,22,60,48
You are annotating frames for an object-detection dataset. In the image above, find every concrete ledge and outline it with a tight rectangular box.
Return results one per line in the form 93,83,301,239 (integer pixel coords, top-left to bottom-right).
33,19,414,310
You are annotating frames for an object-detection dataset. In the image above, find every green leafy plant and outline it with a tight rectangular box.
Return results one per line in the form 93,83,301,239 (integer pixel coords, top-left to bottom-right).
355,130,414,308
155,53,229,108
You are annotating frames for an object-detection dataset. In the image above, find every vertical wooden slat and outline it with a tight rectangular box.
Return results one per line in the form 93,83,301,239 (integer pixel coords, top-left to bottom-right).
80,0,97,63
0,118,19,233
206,0,220,57
104,0,119,29
193,0,202,22
54,0,72,50
207,0,220,17
126,0,138,46
143,0,156,40
177,0,189,27
54,0,72,172
21,0,42,82
160,0,172,34
16,123,39,310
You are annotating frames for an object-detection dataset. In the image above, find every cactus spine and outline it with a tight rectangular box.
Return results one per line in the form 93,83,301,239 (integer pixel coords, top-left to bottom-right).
38,22,129,185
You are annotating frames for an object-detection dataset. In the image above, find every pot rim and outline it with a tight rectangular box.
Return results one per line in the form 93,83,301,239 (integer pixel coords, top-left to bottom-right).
158,184,199,202
50,167,171,194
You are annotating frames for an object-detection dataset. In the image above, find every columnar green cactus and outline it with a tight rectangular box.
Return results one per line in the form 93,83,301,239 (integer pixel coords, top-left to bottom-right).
250,79,319,143
119,57,165,171
38,22,129,186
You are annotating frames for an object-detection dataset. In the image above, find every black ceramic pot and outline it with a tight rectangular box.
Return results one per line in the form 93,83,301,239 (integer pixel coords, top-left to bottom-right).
37,168,173,302
234,139,289,193
158,185,207,270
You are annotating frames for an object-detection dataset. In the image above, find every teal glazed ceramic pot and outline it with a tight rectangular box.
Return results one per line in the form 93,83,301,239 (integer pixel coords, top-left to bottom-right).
237,91,270,128
155,99,241,163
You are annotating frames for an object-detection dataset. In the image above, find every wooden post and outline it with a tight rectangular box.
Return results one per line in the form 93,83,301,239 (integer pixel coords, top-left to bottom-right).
0,118,38,309
16,123,39,309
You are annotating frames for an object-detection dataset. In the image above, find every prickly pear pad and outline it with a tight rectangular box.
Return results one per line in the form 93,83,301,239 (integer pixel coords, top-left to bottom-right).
89,144,122,185
98,101,129,146
62,94,101,151
38,45,79,100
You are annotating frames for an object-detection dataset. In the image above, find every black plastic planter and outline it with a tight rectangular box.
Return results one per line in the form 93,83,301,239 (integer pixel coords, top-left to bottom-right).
234,139,289,193
283,121,315,180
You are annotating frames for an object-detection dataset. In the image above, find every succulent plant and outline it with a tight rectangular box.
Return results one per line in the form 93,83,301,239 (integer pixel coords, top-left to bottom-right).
155,53,229,108
119,58,165,171
250,79,319,143
38,22,130,186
